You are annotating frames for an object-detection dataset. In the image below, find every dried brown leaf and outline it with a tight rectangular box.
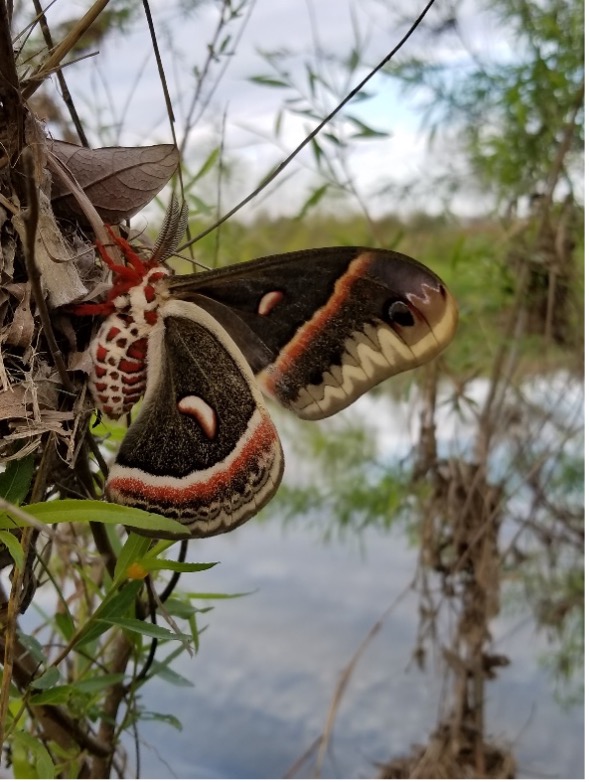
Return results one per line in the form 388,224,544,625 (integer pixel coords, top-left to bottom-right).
0,384,29,422
2,283,34,348
12,191,89,308
50,141,180,224
0,375,73,462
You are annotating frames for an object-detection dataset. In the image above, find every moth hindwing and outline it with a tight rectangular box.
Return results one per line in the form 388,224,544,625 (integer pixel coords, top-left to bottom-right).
105,300,284,538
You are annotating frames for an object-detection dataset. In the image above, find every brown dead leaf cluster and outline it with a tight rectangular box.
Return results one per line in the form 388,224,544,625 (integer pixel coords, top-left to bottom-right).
0,110,178,467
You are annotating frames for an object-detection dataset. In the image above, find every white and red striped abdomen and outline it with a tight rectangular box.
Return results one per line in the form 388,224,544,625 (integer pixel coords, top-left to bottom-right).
88,266,170,420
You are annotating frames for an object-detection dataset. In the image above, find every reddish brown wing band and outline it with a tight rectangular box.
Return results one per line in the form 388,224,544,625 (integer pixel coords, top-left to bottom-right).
105,300,284,539
168,247,459,420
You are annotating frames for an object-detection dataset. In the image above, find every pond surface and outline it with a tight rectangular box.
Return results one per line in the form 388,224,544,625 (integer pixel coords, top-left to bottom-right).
134,375,584,779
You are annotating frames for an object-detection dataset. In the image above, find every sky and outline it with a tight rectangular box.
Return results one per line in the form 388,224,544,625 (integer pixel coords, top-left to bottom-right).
38,0,499,221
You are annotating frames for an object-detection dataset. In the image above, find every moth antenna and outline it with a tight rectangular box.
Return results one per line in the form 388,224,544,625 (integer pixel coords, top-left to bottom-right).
151,196,188,264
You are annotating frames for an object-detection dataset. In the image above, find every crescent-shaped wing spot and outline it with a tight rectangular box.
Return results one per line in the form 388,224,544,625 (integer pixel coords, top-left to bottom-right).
258,290,284,316
177,394,217,439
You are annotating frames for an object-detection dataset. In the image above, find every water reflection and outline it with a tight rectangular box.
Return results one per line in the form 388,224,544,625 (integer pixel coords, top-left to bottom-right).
137,530,582,777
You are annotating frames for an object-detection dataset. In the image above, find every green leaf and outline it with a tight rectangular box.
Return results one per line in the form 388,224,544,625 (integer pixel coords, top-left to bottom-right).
184,591,251,600
159,597,199,619
193,147,220,182
55,611,76,642
29,674,125,703
142,710,183,730
149,662,195,688
31,667,61,690
114,532,153,584
96,617,192,642
139,557,217,574
12,732,55,778
73,673,126,693
0,499,187,537
16,631,47,665
310,137,324,167
0,455,35,505
29,686,73,706
74,581,143,649
0,530,24,569
249,74,289,87
274,108,283,137
348,116,389,139
346,47,360,72
296,183,330,219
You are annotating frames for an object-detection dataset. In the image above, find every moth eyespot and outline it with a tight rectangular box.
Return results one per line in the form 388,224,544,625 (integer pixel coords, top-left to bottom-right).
258,290,284,316
385,300,415,328
177,395,217,439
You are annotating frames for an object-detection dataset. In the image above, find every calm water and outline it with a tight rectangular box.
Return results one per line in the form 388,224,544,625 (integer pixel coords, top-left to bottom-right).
135,521,583,779
134,376,584,779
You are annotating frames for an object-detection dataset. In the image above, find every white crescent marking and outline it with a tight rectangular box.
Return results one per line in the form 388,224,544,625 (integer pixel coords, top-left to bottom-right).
177,395,217,439
258,290,284,316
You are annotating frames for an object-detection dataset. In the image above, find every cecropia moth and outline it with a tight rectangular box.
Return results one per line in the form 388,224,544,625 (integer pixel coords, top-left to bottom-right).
77,223,458,538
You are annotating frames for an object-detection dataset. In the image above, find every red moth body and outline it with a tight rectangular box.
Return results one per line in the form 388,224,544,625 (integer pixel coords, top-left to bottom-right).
88,266,171,420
